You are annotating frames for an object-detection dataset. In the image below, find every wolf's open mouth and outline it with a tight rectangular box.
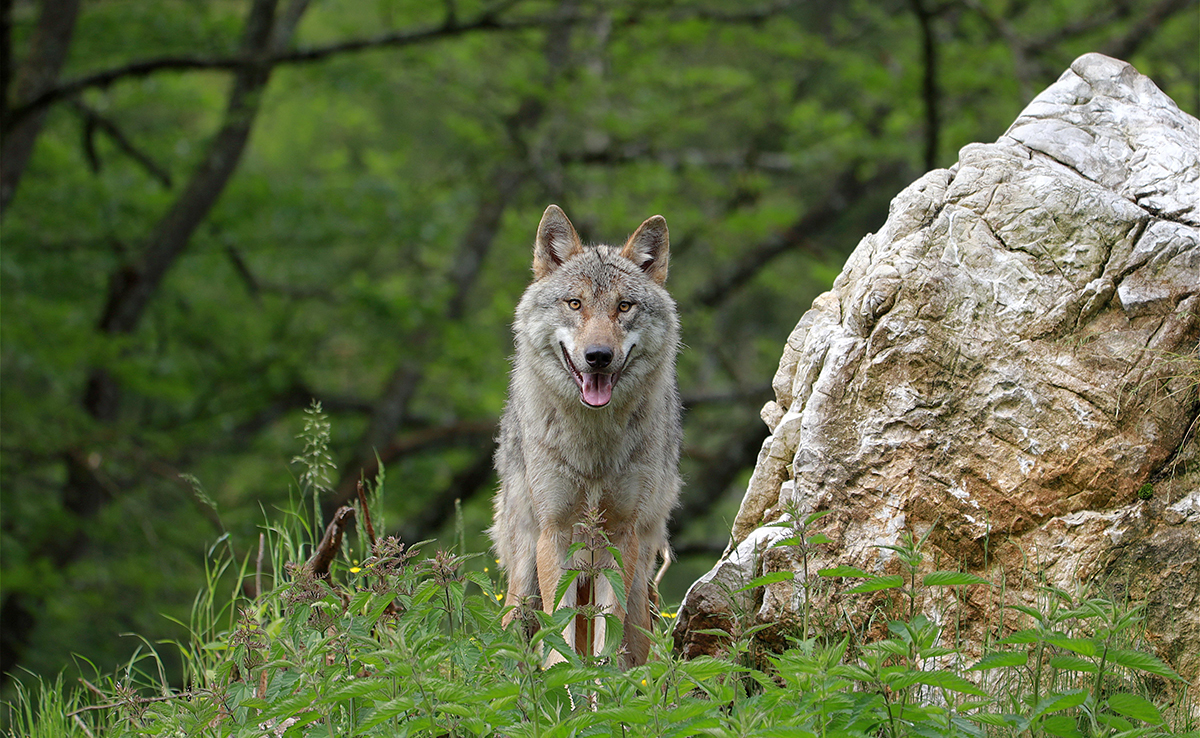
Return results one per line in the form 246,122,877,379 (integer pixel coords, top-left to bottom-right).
560,343,626,408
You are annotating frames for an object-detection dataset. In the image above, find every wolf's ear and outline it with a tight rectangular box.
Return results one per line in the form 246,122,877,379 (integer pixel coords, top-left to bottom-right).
533,204,583,280
621,215,669,285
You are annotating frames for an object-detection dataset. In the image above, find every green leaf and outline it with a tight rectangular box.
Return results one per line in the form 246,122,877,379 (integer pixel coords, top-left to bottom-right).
692,628,732,638
327,679,389,701
1095,712,1135,732
847,574,904,593
541,664,598,689
907,669,988,697
818,565,869,578
922,571,989,586
968,651,1028,670
366,592,398,623
1105,692,1163,724
735,571,794,592
1105,648,1182,680
804,510,835,526
771,536,806,547
601,612,625,655
998,628,1041,645
594,705,652,724
1005,603,1045,620
412,578,439,606
346,589,373,613
968,712,1020,727
1041,714,1083,737
1044,635,1097,656
830,664,874,682
465,570,492,592
605,545,625,570
753,727,818,738
553,569,582,608
1032,689,1088,719
1048,655,1097,673
600,567,628,611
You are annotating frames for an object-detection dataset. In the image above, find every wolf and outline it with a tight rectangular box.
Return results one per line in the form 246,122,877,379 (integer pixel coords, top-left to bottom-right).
490,204,682,668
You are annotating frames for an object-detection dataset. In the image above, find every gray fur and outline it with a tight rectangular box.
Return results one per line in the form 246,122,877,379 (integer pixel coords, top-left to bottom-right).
490,205,682,667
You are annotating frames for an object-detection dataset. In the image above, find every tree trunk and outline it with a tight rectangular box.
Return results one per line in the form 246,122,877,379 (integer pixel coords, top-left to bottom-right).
0,0,81,214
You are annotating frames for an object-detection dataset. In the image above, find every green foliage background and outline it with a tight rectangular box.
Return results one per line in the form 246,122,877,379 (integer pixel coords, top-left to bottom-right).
1,0,1196,692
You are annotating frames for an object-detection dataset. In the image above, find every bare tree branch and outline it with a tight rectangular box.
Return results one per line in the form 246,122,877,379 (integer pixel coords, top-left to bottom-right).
91,0,282,341
326,124,531,525
559,144,801,172
669,419,771,540
71,100,173,188
396,444,496,544
1102,0,1197,61
959,0,1038,101
329,419,498,512
446,164,528,320
3,1,808,134
227,382,375,449
2,8,570,130
688,163,894,309
681,384,773,409
1024,2,1134,54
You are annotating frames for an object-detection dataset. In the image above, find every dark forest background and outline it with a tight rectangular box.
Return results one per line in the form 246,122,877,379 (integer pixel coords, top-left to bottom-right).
1,0,1196,693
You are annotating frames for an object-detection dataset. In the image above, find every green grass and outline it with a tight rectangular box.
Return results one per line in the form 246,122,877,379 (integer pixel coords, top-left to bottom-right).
6,405,1195,737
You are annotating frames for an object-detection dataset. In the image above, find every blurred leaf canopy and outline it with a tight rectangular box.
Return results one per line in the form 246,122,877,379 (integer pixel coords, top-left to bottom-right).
1,0,1196,687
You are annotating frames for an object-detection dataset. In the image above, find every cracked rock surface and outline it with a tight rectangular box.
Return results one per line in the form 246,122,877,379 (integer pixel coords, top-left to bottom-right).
673,54,1200,686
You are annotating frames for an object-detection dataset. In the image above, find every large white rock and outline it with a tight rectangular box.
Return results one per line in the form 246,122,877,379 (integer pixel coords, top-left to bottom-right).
673,54,1200,686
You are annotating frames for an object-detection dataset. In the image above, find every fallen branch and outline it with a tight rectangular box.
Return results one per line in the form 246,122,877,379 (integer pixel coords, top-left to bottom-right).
305,505,356,579
355,481,378,548
2,10,574,129
67,687,203,717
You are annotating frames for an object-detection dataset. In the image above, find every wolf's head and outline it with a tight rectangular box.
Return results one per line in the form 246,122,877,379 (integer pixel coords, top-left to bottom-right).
514,205,678,409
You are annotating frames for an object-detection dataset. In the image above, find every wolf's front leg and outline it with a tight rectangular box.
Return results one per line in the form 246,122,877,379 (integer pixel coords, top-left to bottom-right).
500,532,539,629
536,526,573,665
620,543,657,668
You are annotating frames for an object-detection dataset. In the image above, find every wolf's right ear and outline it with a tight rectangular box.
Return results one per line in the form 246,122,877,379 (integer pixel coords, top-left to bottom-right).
533,204,583,280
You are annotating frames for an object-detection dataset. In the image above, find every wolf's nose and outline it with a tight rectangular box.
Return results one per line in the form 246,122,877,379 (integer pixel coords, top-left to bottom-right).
585,346,613,369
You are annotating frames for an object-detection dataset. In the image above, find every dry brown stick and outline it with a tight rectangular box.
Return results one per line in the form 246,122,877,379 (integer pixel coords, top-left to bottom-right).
355,481,377,548
71,714,97,738
255,532,265,599
66,690,201,717
78,677,104,699
305,505,356,579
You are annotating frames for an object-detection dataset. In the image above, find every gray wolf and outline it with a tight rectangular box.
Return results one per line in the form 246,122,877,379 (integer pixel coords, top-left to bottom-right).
490,204,682,668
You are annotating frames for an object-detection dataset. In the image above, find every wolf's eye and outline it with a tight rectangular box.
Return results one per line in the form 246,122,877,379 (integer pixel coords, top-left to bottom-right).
618,301,634,313
566,298,582,310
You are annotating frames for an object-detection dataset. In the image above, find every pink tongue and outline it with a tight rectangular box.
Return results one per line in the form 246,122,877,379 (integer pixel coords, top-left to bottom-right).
581,373,614,406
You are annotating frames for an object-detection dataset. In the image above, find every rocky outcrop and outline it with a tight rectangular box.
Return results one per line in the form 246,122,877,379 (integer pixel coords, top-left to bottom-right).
673,54,1200,685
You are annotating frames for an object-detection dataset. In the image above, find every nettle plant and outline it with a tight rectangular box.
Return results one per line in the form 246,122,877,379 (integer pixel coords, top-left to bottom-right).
5,405,1193,737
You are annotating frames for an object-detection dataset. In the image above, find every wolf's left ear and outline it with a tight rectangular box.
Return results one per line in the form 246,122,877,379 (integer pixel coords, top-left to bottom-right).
621,215,669,285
